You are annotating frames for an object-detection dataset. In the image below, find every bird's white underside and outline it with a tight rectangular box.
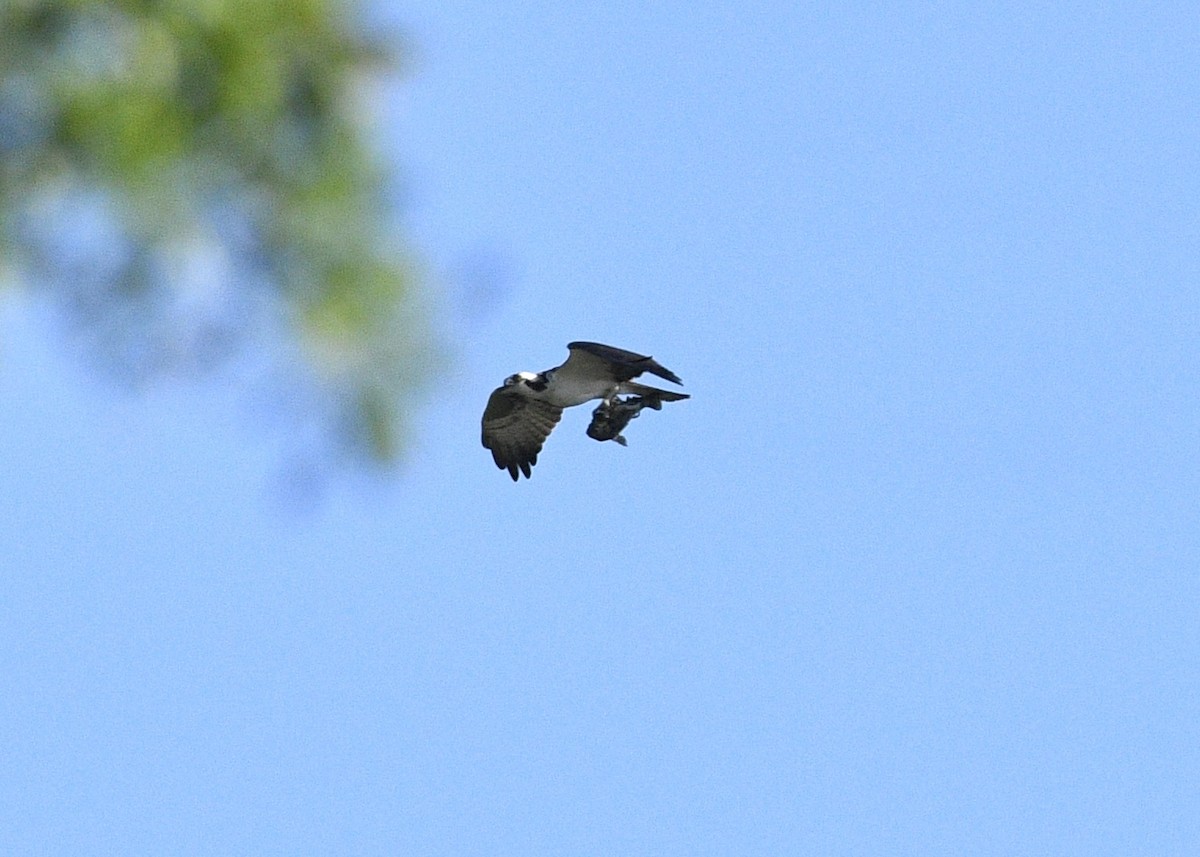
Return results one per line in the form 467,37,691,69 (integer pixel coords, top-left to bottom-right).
521,373,620,409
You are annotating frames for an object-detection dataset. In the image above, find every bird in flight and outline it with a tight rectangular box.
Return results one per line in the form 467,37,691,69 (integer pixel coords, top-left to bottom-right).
481,341,689,480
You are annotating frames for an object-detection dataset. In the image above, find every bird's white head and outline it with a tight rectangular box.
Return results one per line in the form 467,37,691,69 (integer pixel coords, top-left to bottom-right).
505,371,540,387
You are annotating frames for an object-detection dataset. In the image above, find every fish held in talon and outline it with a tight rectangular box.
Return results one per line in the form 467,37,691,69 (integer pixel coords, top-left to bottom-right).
586,395,650,446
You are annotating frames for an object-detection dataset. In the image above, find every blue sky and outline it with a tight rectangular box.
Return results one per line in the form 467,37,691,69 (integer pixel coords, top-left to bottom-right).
3,2,1199,854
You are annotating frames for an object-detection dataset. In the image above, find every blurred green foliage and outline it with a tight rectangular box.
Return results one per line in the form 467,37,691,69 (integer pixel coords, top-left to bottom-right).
0,0,435,467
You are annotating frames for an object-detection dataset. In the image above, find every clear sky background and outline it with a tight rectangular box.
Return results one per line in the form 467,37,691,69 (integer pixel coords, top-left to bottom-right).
3,2,1198,854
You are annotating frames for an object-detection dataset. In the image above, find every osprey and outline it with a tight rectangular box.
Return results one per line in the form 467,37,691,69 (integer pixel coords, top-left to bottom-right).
481,341,689,480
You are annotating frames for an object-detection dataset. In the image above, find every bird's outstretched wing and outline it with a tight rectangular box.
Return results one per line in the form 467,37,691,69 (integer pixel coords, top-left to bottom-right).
563,341,684,386
481,387,563,480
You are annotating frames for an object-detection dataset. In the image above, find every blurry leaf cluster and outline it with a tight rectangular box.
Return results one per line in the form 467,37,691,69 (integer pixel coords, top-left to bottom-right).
0,0,436,467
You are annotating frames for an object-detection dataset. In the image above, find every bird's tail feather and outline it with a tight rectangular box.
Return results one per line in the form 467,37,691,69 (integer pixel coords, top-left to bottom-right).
620,382,690,406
